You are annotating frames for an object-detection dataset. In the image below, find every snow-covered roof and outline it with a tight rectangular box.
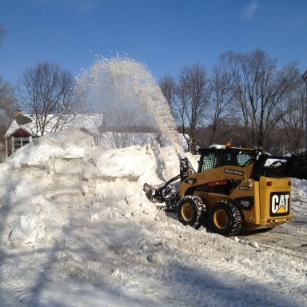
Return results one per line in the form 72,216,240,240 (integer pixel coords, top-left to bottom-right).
5,113,103,138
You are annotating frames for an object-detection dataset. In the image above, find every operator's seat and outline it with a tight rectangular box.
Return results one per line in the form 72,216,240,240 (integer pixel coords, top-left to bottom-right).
215,155,230,167
214,156,222,168
230,154,239,166
221,155,230,166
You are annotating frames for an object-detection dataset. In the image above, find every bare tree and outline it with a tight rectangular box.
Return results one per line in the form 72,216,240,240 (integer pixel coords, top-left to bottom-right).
0,77,19,143
173,64,210,153
16,62,80,136
219,49,298,151
0,23,18,150
276,75,306,154
207,62,237,145
159,75,176,107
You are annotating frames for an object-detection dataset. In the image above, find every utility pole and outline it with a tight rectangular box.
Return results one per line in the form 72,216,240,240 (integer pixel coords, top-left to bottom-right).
303,70,307,151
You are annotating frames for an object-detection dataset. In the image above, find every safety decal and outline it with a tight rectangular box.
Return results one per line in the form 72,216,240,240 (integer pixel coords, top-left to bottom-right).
234,196,254,210
224,168,244,176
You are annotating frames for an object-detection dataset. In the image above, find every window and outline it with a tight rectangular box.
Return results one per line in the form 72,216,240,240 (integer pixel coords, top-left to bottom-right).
201,150,255,171
202,153,215,171
236,151,254,166
12,137,30,153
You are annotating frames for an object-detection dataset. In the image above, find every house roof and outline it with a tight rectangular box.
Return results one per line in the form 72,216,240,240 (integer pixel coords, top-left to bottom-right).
5,114,103,138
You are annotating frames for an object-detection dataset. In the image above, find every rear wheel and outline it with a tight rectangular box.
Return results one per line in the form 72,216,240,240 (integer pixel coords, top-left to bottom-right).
208,201,243,236
177,196,206,229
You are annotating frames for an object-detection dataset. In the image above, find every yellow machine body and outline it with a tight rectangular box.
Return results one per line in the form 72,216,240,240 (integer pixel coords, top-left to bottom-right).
178,147,292,232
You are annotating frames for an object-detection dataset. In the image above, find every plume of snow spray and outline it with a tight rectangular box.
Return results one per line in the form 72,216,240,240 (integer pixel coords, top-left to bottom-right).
75,55,185,158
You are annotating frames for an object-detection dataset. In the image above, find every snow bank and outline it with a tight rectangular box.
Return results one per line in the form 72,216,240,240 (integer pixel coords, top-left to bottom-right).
7,128,95,168
1,129,185,247
0,129,306,307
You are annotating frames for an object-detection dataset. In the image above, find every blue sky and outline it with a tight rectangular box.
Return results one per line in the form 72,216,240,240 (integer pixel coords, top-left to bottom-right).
0,0,307,86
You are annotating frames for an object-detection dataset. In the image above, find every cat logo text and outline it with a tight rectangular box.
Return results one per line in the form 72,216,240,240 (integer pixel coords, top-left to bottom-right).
270,192,290,216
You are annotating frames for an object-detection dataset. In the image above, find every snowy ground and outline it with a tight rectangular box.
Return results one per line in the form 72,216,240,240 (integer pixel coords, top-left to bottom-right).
0,129,306,307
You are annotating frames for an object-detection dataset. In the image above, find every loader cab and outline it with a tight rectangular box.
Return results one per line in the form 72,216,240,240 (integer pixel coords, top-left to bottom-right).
197,146,292,181
197,147,258,173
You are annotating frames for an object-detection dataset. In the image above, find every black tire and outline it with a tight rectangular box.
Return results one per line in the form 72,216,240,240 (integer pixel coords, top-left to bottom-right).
208,201,243,236
177,196,206,229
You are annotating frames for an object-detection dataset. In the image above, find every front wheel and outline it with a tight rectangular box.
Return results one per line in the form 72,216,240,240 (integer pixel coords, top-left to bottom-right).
208,201,243,236
177,196,206,229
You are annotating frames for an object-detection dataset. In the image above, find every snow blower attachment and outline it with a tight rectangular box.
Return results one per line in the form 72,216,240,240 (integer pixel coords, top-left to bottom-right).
143,157,192,210
144,145,307,236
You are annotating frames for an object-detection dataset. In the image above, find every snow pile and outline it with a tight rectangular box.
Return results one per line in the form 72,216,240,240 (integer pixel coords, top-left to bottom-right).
0,129,306,307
